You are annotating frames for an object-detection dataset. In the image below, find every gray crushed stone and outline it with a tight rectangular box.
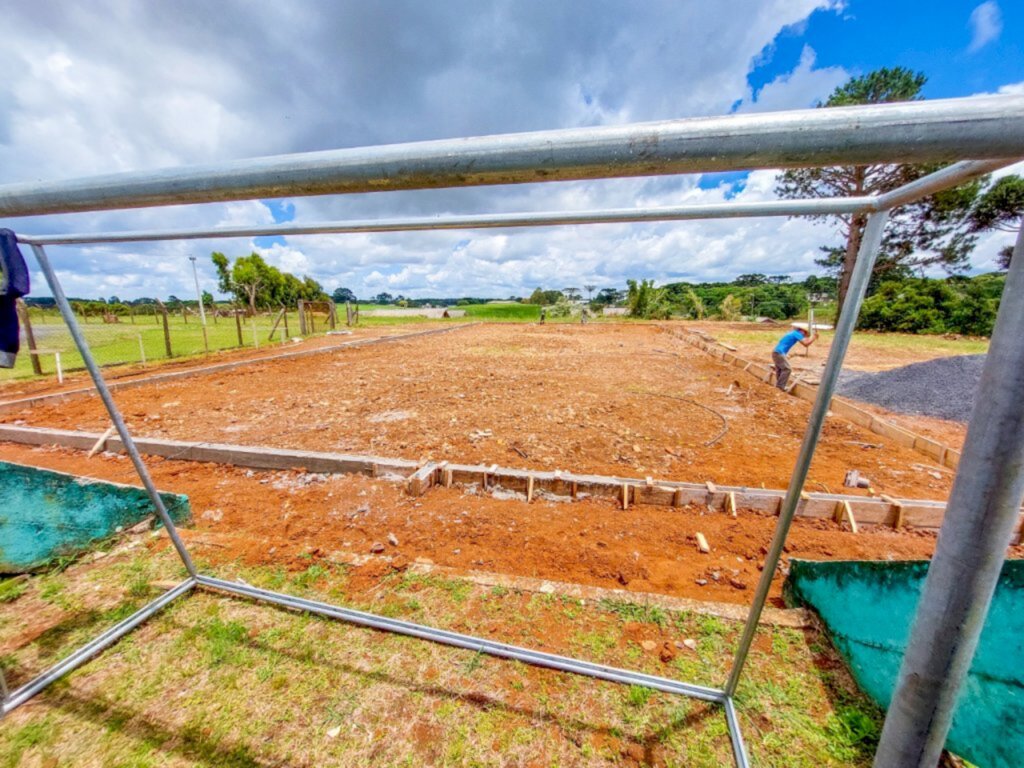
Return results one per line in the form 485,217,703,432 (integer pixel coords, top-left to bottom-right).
836,354,985,423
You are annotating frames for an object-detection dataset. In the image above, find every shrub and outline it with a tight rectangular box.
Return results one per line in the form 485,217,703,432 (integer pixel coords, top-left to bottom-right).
858,276,1002,336
626,279,672,319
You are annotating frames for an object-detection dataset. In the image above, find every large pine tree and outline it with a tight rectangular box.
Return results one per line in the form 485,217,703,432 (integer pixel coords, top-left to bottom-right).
776,68,983,316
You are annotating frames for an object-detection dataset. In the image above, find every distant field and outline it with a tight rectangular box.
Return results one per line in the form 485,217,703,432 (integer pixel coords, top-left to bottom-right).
462,303,540,320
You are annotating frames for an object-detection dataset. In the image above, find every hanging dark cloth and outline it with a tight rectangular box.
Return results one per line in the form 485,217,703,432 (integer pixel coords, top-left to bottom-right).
0,229,31,369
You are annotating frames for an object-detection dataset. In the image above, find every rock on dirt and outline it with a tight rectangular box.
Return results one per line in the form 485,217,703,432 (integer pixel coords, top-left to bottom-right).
837,354,985,422
370,542,385,554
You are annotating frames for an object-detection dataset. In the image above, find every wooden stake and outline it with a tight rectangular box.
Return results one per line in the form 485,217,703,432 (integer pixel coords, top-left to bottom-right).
672,488,683,508
727,491,737,518
879,493,905,528
570,480,578,498
834,500,858,533
621,483,630,510
526,475,535,502
695,532,710,553
88,426,117,458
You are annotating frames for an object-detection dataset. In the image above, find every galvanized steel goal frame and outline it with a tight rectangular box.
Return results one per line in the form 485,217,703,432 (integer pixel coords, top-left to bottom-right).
2,95,1024,767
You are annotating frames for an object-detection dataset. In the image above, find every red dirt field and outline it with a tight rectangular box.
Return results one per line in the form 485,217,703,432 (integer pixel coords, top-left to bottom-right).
4,323,955,500
3,443,994,608
0,323,438,402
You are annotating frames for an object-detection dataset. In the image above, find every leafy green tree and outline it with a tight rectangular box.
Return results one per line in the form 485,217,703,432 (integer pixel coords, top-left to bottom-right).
593,288,623,306
210,251,324,313
968,175,1024,234
776,68,983,317
546,295,575,318
373,292,394,305
526,287,564,306
332,286,357,303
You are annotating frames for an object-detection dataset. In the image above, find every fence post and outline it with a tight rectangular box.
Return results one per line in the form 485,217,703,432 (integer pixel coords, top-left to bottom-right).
156,301,173,358
328,300,336,330
346,301,353,326
297,300,307,334
16,299,43,375
234,309,243,346
129,305,135,324
283,307,290,338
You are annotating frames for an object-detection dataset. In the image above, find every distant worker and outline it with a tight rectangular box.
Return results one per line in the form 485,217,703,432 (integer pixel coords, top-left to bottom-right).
772,322,818,390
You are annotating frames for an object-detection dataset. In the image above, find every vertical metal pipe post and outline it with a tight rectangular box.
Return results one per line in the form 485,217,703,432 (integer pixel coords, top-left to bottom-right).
725,210,890,696
873,223,1024,768
29,245,198,576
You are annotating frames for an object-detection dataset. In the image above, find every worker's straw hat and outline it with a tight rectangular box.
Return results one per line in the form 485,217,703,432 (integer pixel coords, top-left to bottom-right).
790,322,810,330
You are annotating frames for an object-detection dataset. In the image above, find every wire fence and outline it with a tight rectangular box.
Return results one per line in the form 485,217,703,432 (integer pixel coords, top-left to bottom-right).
2,304,341,383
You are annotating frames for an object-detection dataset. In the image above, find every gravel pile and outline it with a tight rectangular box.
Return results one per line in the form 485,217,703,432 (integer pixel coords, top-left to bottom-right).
836,354,985,423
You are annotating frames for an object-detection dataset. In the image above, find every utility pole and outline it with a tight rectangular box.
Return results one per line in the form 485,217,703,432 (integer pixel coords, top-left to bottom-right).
189,255,209,353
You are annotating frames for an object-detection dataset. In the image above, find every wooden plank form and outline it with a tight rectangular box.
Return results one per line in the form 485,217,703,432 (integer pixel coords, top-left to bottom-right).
3,423,1020,536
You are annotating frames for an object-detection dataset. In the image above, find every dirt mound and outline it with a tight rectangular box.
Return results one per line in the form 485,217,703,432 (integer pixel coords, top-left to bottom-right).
838,354,985,423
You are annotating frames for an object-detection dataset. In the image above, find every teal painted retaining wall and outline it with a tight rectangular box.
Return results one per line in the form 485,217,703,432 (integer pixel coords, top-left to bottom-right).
0,460,190,573
786,559,1024,768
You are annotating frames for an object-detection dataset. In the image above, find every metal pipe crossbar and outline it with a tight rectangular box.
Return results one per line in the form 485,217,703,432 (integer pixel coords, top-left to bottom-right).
2,94,1023,768
0,95,1022,217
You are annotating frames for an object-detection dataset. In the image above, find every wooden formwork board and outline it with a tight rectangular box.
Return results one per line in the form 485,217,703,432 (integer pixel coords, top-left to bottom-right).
3,423,1016,537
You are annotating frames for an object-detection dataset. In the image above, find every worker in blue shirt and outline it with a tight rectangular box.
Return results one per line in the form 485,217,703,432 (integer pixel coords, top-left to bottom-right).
772,323,818,390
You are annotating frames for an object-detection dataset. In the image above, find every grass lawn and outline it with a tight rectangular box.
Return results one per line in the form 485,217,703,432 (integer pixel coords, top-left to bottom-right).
0,545,883,767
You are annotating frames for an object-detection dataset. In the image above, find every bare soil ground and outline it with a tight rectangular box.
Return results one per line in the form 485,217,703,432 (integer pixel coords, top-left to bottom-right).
3,323,956,500
687,321,980,450
0,323,431,401
4,442,1005,610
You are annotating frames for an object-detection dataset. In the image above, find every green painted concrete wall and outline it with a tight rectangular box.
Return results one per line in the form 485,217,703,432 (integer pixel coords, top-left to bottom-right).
786,558,1024,768
0,460,190,573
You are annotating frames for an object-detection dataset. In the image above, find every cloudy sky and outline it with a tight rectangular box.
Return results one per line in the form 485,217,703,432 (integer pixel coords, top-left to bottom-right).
2,0,1022,301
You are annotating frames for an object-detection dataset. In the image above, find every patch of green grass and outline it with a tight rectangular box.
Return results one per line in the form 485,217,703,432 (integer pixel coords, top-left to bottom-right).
461,303,540,320
186,617,250,666
824,705,883,763
598,597,668,627
624,685,654,708
396,572,472,603
292,563,329,590
0,579,27,604
4,719,54,768
573,629,618,659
